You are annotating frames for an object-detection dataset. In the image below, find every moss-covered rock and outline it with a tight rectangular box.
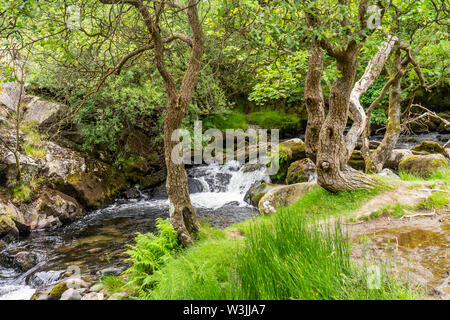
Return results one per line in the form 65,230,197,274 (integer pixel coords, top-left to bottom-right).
412,141,449,158
385,149,414,170
286,158,316,184
48,281,68,300
244,181,282,207
0,199,28,242
269,139,306,182
399,154,449,178
258,182,316,215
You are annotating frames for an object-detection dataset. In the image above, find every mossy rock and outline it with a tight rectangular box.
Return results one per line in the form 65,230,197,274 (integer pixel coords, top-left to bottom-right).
269,139,306,182
399,154,449,178
348,150,365,171
48,281,68,300
286,158,316,185
244,181,281,207
412,141,449,159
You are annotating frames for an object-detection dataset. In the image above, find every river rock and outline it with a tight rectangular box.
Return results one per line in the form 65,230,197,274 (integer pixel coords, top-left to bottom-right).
399,154,449,178
108,292,128,300
29,189,82,228
411,141,449,159
286,158,316,184
258,182,316,215
82,292,104,300
0,199,29,242
269,139,306,182
89,283,104,292
13,251,37,271
384,149,414,170
97,267,124,277
244,181,282,207
60,288,82,300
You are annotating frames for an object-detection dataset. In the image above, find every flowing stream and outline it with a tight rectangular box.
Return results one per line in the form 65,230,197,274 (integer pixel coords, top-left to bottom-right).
0,161,269,300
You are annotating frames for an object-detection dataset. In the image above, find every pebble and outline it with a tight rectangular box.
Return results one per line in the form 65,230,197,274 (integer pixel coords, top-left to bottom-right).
60,288,82,300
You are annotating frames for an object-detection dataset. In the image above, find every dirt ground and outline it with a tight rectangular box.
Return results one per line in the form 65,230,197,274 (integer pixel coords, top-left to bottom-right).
344,183,449,300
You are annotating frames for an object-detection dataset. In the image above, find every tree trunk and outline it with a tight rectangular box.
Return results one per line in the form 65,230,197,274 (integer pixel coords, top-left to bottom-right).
316,44,375,192
164,95,200,246
364,49,407,173
304,42,325,162
345,35,398,161
135,0,204,246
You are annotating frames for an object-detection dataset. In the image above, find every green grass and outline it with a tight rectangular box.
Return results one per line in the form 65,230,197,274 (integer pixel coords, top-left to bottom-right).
415,191,450,210
203,110,249,131
12,182,33,203
124,180,414,300
399,168,450,184
23,143,46,159
246,110,302,132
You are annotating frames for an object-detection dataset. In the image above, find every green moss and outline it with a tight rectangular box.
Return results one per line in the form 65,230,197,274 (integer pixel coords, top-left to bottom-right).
23,143,46,159
12,183,33,204
49,281,68,299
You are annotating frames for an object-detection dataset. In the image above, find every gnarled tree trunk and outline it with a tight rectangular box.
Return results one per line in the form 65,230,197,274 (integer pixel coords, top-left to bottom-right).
304,42,325,162
316,44,375,192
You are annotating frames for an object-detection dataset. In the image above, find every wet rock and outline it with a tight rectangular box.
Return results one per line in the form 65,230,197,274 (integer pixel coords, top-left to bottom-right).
384,149,414,170
0,200,29,242
399,154,448,178
188,178,204,194
258,182,316,215
3,152,41,183
412,141,449,159
29,270,64,289
30,189,82,228
48,281,68,300
97,267,124,277
286,158,316,184
242,163,267,173
244,181,281,207
60,288,82,300
13,251,37,271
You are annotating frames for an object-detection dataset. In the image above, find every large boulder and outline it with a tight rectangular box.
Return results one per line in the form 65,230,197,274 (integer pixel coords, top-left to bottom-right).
13,251,37,271
24,97,68,130
269,138,306,182
29,189,82,229
258,182,316,215
0,82,21,111
286,158,316,184
411,141,449,159
244,181,282,207
399,154,449,178
0,199,29,242
384,149,414,170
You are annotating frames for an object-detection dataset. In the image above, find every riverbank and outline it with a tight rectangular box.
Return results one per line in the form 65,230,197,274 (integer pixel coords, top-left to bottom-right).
94,169,449,300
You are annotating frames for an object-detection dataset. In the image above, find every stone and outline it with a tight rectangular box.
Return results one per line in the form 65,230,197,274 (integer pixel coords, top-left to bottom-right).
107,292,128,300
399,154,449,178
348,150,365,171
0,82,21,111
24,97,68,129
258,182,316,215
286,158,317,184
60,288,82,300
89,283,104,292
411,141,449,159
30,189,82,227
269,139,306,182
13,251,37,271
81,292,104,300
0,199,29,241
48,281,69,300
244,181,281,207
377,168,399,179
98,267,124,277
384,149,414,170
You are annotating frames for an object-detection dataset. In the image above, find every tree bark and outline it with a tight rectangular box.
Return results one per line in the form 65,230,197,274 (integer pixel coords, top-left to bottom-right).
316,43,375,192
345,35,398,161
304,42,325,163
364,47,411,173
134,0,204,246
